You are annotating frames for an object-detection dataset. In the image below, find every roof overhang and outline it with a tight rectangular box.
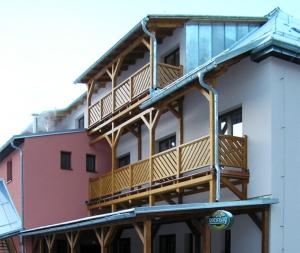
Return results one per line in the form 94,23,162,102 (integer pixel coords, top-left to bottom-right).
22,198,277,237
74,15,265,85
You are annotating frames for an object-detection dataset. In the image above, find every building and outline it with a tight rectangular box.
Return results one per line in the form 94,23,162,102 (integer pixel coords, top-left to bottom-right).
1,7,300,253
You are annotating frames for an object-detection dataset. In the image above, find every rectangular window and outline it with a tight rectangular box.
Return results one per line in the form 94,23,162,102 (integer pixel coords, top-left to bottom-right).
77,115,84,129
86,154,96,172
60,151,71,170
7,160,12,182
159,234,176,253
164,48,180,66
219,108,242,137
117,153,130,168
158,134,176,153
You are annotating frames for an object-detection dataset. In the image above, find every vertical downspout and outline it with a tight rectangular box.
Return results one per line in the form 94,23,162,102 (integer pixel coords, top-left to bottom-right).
198,71,221,202
10,139,24,253
141,17,157,89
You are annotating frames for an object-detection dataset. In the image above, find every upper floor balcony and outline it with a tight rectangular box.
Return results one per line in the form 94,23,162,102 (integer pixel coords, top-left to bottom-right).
88,62,183,129
88,134,248,212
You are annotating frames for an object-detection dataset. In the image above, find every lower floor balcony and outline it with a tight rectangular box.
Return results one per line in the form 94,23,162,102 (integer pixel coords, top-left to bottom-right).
88,135,249,212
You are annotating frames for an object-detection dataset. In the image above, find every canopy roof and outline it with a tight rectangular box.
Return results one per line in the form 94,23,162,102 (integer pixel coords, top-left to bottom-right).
0,179,22,240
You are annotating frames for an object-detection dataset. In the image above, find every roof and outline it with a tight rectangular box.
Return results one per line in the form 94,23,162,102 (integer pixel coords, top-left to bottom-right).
21,198,278,236
74,14,266,84
0,129,85,163
0,179,22,240
141,8,300,109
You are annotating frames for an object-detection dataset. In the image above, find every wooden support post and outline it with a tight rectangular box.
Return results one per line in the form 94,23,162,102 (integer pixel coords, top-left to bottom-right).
262,208,270,253
149,194,155,206
178,99,184,145
94,227,116,253
201,221,211,253
44,234,55,253
209,172,216,202
137,124,142,160
39,237,43,253
144,220,152,253
66,231,79,253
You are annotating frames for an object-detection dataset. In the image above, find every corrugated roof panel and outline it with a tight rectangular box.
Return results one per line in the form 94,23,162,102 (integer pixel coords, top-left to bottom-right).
0,179,22,239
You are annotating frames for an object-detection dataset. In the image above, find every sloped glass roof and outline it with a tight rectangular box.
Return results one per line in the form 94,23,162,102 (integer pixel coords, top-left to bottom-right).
0,179,22,239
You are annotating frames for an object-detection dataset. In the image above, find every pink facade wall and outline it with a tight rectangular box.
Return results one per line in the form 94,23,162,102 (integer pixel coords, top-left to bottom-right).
16,131,111,229
0,148,21,215
0,131,111,236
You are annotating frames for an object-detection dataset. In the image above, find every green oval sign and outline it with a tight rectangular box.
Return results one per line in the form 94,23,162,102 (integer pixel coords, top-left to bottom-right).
208,210,234,231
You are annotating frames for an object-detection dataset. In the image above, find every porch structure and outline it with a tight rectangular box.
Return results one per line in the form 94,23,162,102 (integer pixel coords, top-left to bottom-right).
22,198,277,253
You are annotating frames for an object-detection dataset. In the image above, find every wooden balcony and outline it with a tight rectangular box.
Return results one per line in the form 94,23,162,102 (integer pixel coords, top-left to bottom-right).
88,135,248,210
88,63,183,128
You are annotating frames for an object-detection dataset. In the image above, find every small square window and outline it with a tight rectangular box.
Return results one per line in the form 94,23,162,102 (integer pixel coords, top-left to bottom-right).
158,134,176,153
7,160,12,182
219,108,242,137
164,48,180,66
117,153,130,168
77,116,84,129
86,154,96,172
60,151,71,170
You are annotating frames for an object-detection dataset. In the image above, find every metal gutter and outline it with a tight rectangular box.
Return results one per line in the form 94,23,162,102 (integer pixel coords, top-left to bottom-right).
10,140,24,253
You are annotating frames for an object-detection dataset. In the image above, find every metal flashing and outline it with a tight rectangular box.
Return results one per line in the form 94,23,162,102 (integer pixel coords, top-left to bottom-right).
0,179,22,240
21,198,277,237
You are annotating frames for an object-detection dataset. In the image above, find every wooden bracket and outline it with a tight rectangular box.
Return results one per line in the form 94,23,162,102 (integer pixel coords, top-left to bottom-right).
44,234,55,252
221,177,246,200
66,231,79,253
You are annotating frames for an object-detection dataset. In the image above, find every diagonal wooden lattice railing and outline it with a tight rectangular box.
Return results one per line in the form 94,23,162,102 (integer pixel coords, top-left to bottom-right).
88,63,183,127
89,135,248,201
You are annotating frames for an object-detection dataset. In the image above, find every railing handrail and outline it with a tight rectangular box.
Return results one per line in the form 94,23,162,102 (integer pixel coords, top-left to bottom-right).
158,62,182,70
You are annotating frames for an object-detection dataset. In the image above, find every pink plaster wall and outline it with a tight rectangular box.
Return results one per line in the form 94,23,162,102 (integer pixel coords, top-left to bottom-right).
22,132,111,229
0,149,21,214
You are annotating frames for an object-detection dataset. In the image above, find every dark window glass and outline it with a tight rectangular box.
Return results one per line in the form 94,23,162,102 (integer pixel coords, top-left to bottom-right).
159,135,176,152
78,116,84,129
159,234,176,253
164,48,180,66
117,153,130,168
119,238,130,253
7,160,12,182
219,108,242,137
86,154,96,172
60,151,71,170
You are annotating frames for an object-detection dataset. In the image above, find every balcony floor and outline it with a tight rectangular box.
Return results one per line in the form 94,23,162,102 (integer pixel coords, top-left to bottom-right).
87,167,249,212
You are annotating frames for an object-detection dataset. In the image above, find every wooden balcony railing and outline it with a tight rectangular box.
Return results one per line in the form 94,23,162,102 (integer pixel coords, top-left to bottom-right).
88,63,183,127
89,135,247,201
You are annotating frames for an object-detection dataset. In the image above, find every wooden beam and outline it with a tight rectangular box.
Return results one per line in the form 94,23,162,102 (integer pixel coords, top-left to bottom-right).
89,174,212,209
65,231,79,253
221,177,246,200
144,220,152,253
44,234,55,253
134,223,144,244
201,221,211,253
142,38,151,51
91,36,146,82
262,208,270,253
160,194,176,205
248,213,262,231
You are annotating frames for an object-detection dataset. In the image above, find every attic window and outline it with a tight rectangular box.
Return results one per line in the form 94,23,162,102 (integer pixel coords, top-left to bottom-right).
164,48,180,66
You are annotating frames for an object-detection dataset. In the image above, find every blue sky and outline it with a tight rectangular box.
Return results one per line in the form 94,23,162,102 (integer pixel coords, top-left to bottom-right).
0,0,298,145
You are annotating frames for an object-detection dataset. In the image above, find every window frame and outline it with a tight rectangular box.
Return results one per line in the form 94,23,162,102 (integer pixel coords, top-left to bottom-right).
219,107,242,137
77,115,85,129
117,153,130,168
163,47,180,66
60,151,72,170
6,160,12,183
157,134,177,153
86,154,96,173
